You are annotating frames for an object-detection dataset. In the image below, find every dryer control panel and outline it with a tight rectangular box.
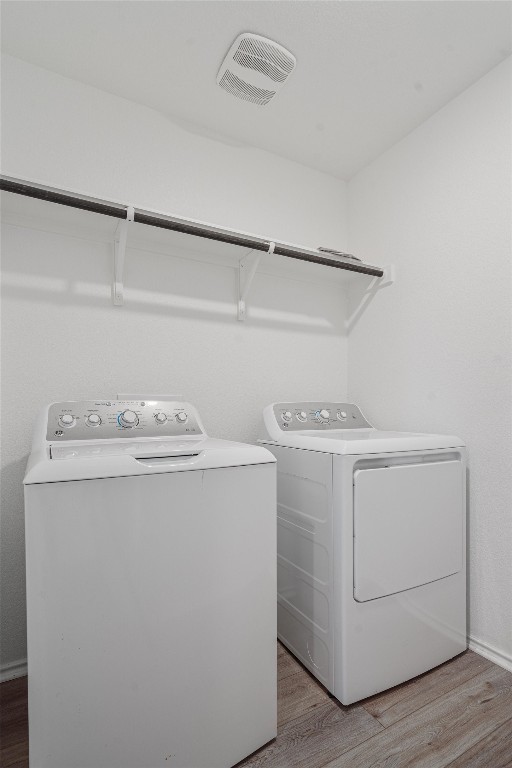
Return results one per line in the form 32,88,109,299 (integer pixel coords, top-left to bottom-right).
46,400,204,441
265,402,372,436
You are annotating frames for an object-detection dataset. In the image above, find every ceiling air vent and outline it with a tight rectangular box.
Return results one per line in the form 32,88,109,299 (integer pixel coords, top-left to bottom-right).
217,33,296,106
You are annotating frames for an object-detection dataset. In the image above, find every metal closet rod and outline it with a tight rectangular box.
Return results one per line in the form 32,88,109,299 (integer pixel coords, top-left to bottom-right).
0,176,384,278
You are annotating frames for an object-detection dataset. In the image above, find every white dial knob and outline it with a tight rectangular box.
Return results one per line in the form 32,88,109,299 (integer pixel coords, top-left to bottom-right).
281,411,292,422
155,412,167,424
59,414,75,428
319,409,330,419
176,412,188,423
119,409,139,428
86,414,101,427
297,411,308,421
337,410,347,420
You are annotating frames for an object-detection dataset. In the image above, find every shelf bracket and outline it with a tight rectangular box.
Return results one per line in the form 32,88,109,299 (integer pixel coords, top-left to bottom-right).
112,206,135,306
238,241,275,321
345,264,395,331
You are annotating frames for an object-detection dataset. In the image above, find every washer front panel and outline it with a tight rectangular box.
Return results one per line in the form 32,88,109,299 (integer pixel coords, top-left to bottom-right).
46,400,202,441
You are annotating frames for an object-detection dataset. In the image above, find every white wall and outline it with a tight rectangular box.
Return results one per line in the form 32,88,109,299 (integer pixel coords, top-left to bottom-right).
347,58,512,668
0,55,349,673
1,55,347,248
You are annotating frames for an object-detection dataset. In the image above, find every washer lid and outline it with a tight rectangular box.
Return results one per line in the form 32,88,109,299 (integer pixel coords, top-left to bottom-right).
24,436,275,485
25,399,275,484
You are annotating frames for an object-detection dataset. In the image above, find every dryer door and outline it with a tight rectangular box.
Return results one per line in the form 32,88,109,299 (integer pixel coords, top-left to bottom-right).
353,459,463,602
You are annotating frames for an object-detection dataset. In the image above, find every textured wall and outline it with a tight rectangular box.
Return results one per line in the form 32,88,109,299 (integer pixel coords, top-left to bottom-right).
1,55,346,249
0,56,348,673
347,58,512,667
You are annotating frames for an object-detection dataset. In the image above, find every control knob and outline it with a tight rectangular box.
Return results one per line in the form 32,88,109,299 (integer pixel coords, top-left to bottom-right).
319,409,330,419
297,411,308,422
86,414,102,427
119,409,139,428
281,411,292,422
154,412,167,425
176,412,188,423
337,410,347,420
58,414,76,428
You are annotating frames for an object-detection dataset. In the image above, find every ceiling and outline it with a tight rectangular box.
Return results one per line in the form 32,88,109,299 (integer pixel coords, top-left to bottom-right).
1,1,511,180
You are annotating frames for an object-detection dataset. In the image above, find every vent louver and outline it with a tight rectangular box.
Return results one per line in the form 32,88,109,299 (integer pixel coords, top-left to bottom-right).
219,71,276,106
217,33,296,106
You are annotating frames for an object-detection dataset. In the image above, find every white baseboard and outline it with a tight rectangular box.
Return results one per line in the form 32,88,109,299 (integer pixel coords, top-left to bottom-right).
469,636,512,673
0,657,28,683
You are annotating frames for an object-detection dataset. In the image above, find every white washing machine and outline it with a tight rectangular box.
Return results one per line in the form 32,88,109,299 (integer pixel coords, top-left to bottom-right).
24,398,277,768
261,401,467,705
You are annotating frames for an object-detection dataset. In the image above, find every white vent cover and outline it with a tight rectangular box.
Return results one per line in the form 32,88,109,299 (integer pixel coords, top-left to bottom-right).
217,33,296,106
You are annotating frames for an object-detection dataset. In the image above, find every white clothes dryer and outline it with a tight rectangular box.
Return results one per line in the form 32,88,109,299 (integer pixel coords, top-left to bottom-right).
261,401,467,705
24,398,277,768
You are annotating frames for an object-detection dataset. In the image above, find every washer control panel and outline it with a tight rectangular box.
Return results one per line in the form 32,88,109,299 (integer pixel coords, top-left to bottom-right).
269,402,372,431
47,400,203,441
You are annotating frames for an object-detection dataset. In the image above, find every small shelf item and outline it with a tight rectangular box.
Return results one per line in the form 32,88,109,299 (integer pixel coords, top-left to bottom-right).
317,247,361,261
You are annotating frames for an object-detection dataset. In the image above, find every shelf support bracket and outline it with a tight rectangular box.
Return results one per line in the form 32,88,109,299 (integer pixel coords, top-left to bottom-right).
112,206,135,306
238,241,275,321
345,264,395,331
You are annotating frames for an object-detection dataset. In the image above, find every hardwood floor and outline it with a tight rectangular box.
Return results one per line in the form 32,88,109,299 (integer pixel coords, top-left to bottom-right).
1,646,510,768
239,645,512,768
0,674,28,768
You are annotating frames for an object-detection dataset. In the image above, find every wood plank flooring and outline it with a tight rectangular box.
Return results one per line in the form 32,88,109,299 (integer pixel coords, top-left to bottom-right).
1,645,510,768
0,674,28,768
239,644,512,768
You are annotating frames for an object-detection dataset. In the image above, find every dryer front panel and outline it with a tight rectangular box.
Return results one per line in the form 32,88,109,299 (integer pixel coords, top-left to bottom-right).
353,459,464,602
